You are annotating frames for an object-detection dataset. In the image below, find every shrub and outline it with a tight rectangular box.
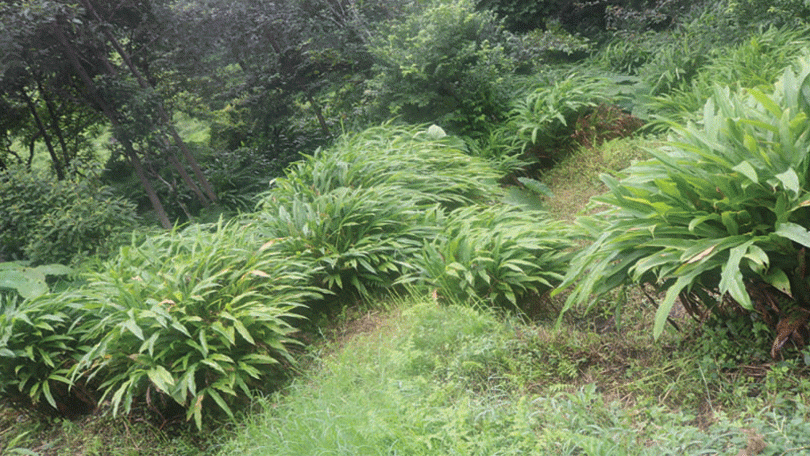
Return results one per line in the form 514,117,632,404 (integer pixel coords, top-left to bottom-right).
0,292,96,417
506,20,592,70
722,0,810,28
266,124,507,210
256,186,439,296
595,32,662,76
500,74,612,162
2,219,325,428
554,57,810,355
0,166,139,265
200,146,285,213
74,220,324,428
366,0,516,137
644,25,810,126
416,204,572,309
255,124,510,297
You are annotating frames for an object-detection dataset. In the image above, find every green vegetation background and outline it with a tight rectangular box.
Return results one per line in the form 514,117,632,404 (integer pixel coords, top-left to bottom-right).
3,0,810,454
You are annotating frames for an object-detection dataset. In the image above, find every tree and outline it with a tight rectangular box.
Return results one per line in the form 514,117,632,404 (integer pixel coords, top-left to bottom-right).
0,0,218,228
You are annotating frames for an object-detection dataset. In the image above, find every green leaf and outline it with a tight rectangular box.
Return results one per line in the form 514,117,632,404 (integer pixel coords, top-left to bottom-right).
764,268,792,297
775,168,800,195
232,320,255,345
110,380,132,417
206,388,235,420
654,269,701,339
32,264,73,277
41,380,57,409
719,242,753,309
147,366,176,394
123,319,144,340
732,161,758,183
748,88,782,117
775,222,810,248
0,270,48,299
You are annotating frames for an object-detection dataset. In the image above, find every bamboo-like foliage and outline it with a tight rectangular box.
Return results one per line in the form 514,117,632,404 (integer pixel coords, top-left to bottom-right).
265,123,505,209
0,293,93,417
555,58,810,346
73,220,323,428
416,204,572,308
0,123,571,427
0,219,324,428
255,124,508,296
257,186,440,294
647,26,810,127
502,74,610,158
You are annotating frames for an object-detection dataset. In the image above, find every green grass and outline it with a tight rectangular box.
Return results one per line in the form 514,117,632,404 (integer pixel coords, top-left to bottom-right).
538,135,654,221
216,295,810,455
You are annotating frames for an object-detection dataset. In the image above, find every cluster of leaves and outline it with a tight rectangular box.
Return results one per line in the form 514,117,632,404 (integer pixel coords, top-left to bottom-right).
416,204,572,308
0,123,572,429
366,0,517,137
198,146,288,214
254,124,509,298
257,186,437,296
75,222,322,428
593,6,810,127
478,0,695,37
0,220,324,428
506,22,592,69
722,0,810,28
646,25,810,126
0,166,140,265
0,292,95,418
499,74,613,163
555,58,810,351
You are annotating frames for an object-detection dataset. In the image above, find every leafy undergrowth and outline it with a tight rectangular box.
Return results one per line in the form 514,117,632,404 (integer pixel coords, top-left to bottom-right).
4,135,810,455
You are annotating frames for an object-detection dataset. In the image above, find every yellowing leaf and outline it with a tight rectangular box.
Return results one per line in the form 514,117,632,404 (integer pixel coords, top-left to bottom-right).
686,245,716,264
259,239,280,251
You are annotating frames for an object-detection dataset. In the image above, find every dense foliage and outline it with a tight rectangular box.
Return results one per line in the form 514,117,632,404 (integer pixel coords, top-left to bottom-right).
0,166,139,265
367,0,516,137
416,204,572,308
556,58,810,352
3,0,810,445
0,124,572,427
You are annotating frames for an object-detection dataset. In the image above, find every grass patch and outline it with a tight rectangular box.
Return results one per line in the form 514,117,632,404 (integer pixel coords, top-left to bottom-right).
216,294,810,455
538,135,655,220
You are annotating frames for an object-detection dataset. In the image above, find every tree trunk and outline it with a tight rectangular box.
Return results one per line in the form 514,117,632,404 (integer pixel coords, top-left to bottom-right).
36,77,72,170
19,87,65,180
307,93,331,138
79,0,218,204
51,20,172,229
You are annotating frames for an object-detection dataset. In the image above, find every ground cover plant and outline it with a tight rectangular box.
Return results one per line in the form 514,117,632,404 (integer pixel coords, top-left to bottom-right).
0,220,325,430
645,25,810,127
254,124,532,299
415,204,572,308
556,58,810,350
